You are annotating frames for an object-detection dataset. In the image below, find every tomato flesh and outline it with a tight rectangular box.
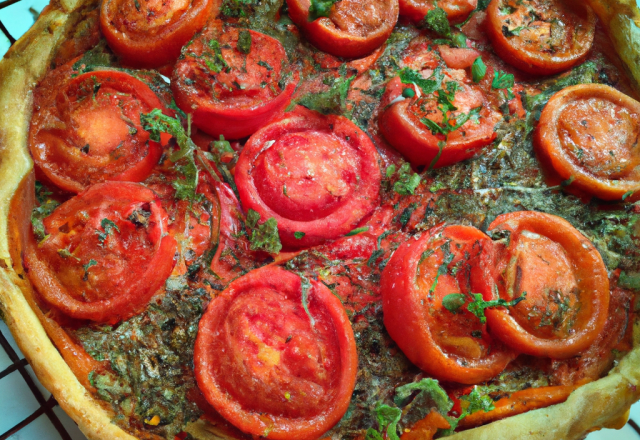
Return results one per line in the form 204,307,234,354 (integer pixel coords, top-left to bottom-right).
379,76,500,168
235,108,381,249
483,211,609,358
287,0,399,58
486,0,595,74
100,0,215,68
172,25,297,140
194,266,357,440
535,84,640,201
29,70,167,193
24,182,177,323
381,224,516,384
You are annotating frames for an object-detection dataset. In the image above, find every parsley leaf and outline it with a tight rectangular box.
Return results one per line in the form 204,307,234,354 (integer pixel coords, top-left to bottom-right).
492,70,515,100
31,196,60,242
442,293,467,313
308,0,337,20
622,190,634,201
291,74,354,115
237,30,252,54
294,231,306,239
390,163,422,195
246,210,282,254
471,57,487,83
82,259,98,281
204,40,230,73
394,378,453,413
423,7,451,38
97,218,120,244
466,291,527,323
398,67,442,95
346,226,369,236
373,404,402,440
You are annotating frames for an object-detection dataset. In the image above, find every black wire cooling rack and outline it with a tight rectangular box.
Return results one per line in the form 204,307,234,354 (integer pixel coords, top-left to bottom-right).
1,1,640,439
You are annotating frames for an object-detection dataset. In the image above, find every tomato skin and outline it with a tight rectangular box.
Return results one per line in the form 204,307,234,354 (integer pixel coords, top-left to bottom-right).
286,0,399,58
400,0,477,24
194,266,358,440
24,182,177,323
29,69,169,193
535,84,640,201
100,0,218,68
485,0,595,75
482,211,609,359
235,108,381,249
172,26,298,140
379,77,500,168
381,224,516,384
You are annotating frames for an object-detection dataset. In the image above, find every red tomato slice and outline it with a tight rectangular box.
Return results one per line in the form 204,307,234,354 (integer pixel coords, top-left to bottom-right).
24,182,177,323
482,211,609,359
100,0,217,68
194,266,358,440
172,24,298,140
535,84,640,201
235,108,381,249
29,70,169,193
400,0,477,24
486,0,595,75
287,0,399,58
381,224,516,384
379,75,500,168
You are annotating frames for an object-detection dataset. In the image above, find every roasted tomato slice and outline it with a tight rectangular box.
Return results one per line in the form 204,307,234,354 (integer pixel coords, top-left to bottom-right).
100,0,217,68
29,70,169,193
482,211,609,359
286,0,399,59
535,84,640,201
172,24,298,140
379,75,500,168
400,0,477,24
24,182,177,323
194,266,358,440
381,224,516,384
486,0,595,75
235,108,381,249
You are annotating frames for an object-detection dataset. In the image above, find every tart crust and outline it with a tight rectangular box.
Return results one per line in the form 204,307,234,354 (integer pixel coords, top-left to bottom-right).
1,0,640,438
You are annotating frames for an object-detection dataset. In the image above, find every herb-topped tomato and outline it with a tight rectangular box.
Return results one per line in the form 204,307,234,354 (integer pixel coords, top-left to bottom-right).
100,0,217,68
535,84,640,202
381,224,516,384
400,0,477,24
286,0,399,59
24,182,177,323
172,24,298,140
235,107,381,249
486,0,595,75
482,211,609,359
194,266,357,440
379,73,501,168
29,69,170,193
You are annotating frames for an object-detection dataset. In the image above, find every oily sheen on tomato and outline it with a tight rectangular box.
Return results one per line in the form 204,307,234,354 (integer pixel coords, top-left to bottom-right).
235,108,381,249
24,182,177,323
286,0,399,59
486,0,595,75
194,266,358,440
535,84,640,201
381,224,516,384
29,69,169,193
172,24,298,140
481,211,609,359
379,76,500,168
399,0,477,24
100,0,216,68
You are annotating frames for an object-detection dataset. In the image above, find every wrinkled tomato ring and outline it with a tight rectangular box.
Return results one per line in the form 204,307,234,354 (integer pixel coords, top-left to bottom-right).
24,182,177,323
485,0,595,75
286,0,399,58
235,109,381,249
381,224,516,384
171,30,299,140
379,77,498,168
535,84,640,201
100,0,216,68
30,70,166,193
194,266,358,440
483,211,609,359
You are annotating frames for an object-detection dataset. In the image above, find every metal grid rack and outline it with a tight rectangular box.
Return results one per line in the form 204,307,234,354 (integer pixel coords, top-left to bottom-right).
1,1,640,439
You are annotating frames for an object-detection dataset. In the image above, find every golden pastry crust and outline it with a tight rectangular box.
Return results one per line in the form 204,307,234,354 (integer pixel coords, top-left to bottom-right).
0,0,639,439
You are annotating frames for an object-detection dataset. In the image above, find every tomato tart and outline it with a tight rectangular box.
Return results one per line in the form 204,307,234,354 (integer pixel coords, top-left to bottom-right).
1,0,640,439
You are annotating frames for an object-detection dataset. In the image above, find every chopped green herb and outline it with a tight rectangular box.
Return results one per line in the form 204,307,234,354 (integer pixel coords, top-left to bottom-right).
97,218,120,244
346,226,369,236
492,70,515,90
402,87,416,98
246,208,261,229
237,30,252,54
452,32,468,48
442,293,467,313
622,190,634,201
471,57,487,83
428,242,454,295
423,7,451,38
247,211,282,254
291,74,354,115
294,231,306,239
398,67,441,95
83,259,98,281
391,163,422,195
308,0,337,21
467,292,527,324
257,60,273,70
